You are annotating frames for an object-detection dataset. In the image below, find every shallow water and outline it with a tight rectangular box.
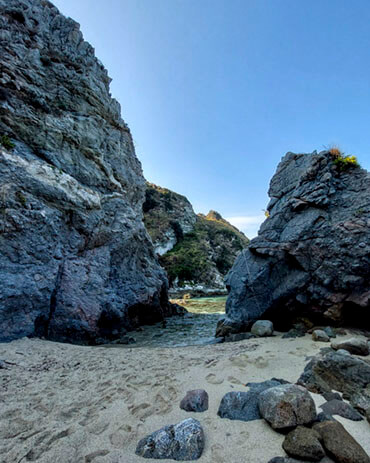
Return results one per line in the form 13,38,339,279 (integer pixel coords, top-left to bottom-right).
108,296,226,348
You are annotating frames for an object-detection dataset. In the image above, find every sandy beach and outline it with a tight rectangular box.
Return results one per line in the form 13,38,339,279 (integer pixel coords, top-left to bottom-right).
1,334,369,463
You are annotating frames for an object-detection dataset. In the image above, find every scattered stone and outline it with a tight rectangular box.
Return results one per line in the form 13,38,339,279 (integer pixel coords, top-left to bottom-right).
331,338,369,356
258,384,317,430
320,399,363,421
251,320,274,337
322,392,342,401
313,420,370,463
324,327,336,338
312,330,330,342
218,379,285,422
282,426,325,462
180,390,209,413
135,418,204,460
366,408,370,424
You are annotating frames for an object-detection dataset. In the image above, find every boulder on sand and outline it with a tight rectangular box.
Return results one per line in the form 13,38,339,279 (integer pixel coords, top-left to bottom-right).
135,418,204,460
258,384,317,430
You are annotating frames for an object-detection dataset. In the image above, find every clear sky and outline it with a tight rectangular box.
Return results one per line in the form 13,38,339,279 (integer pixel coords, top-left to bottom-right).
54,0,370,237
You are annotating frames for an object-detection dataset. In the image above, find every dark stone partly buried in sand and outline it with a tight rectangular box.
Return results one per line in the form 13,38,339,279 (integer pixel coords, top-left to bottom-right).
313,420,370,463
220,150,370,336
217,379,286,422
298,351,370,397
180,390,209,413
331,338,369,356
282,426,326,462
258,384,317,430
135,418,204,460
320,399,363,421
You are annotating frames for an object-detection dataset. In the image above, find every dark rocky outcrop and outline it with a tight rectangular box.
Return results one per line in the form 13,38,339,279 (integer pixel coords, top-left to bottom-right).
144,186,249,295
0,0,177,343
221,150,369,335
135,418,204,460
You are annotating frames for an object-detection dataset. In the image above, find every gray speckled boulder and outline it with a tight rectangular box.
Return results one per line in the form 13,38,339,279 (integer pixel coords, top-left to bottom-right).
180,390,209,413
331,338,369,356
0,0,177,343
258,384,317,430
135,418,204,460
320,399,363,421
217,379,285,422
312,330,330,342
222,150,370,335
251,320,274,337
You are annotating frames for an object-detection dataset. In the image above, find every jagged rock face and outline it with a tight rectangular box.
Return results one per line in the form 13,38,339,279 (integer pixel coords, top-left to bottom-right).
224,151,370,333
144,183,249,295
143,182,197,255
0,0,171,343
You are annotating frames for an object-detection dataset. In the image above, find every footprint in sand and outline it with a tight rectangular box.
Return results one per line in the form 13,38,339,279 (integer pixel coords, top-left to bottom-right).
236,429,250,446
227,376,244,385
229,354,249,368
205,373,224,385
210,443,225,463
254,356,269,368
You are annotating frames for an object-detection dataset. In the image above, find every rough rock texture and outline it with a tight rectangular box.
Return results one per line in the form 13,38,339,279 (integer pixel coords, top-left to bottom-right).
258,384,317,430
143,182,197,256
180,389,209,413
320,399,363,421
150,206,249,295
0,0,175,343
251,320,274,337
312,330,330,342
331,338,369,356
298,351,370,397
135,418,204,460
282,426,325,462
217,379,285,422
313,420,370,463
222,151,370,335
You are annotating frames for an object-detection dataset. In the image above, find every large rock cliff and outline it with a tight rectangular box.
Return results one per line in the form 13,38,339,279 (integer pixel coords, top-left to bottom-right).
0,0,173,343
144,184,249,295
219,151,370,336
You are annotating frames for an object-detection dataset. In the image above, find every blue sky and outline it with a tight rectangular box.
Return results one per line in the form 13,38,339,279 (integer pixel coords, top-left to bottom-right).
54,0,370,237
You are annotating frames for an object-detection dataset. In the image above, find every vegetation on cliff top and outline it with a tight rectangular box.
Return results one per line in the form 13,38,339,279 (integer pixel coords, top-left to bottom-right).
159,211,249,286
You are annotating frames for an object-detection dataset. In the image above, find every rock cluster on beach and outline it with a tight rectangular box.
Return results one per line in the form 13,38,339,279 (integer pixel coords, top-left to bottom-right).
0,0,183,344
136,355,370,461
219,150,370,337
